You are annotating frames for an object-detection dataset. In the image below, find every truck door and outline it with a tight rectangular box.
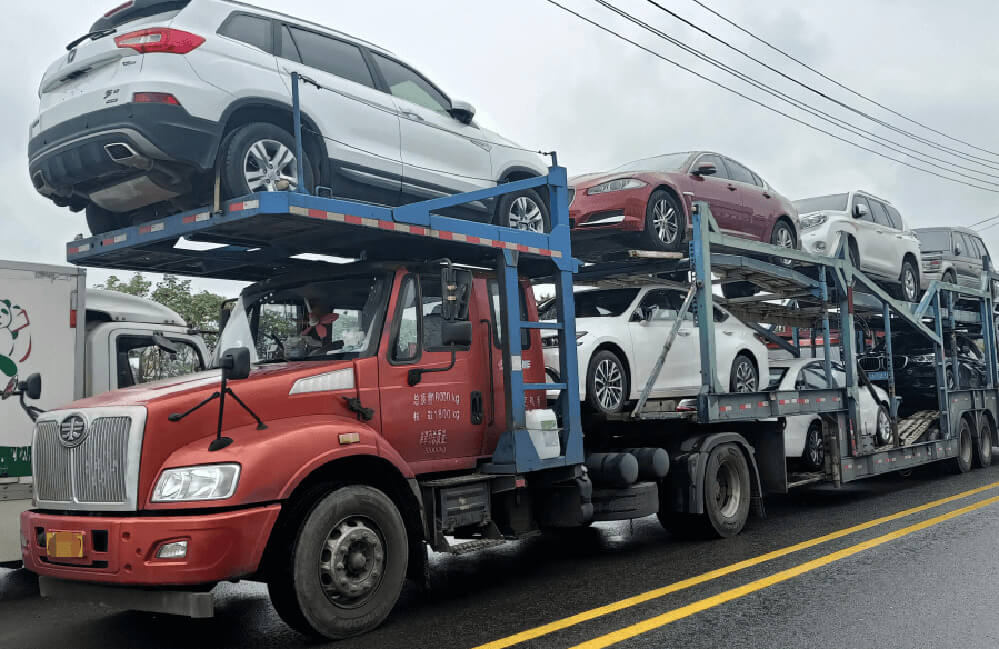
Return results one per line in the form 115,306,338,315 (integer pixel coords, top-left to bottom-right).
378,271,487,469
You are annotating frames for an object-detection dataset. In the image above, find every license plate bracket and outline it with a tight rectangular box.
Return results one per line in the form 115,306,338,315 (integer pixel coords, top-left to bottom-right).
46,530,86,559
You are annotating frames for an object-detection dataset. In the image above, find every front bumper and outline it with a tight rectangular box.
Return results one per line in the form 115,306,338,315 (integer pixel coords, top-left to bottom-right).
21,504,280,586
28,102,220,205
569,187,651,233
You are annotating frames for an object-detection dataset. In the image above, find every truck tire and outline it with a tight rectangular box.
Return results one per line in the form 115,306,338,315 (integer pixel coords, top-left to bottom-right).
700,443,751,538
975,417,993,469
947,418,973,475
267,485,408,639
220,122,314,199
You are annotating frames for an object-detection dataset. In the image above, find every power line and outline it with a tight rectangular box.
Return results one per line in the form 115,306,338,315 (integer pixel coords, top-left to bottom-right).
541,0,999,194
592,0,999,186
644,0,999,171
686,0,999,161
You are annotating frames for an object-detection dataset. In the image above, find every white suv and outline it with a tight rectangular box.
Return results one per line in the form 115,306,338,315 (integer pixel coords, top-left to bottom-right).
794,191,923,302
29,0,549,234
540,286,769,414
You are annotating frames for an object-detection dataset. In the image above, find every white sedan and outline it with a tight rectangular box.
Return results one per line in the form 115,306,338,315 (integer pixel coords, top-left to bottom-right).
541,285,769,414
768,358,891,471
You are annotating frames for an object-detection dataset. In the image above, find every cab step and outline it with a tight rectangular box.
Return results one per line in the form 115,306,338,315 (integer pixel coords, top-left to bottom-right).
448,538,506,555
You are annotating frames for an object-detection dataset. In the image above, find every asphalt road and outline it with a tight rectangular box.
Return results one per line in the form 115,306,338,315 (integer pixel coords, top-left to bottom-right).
4,463,999,649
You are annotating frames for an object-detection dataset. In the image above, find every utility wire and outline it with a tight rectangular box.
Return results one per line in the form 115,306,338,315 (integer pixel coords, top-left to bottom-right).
592,0,999,187
542,0,999,194
686,0,999,161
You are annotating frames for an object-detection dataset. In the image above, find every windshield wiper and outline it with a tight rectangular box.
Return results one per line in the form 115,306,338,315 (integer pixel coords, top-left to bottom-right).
66,28,117,51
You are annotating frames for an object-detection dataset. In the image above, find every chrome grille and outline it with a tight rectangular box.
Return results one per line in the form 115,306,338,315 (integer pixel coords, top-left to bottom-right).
858,356,883,372
35,421,70,502
34,416,131,505
72,417,130,503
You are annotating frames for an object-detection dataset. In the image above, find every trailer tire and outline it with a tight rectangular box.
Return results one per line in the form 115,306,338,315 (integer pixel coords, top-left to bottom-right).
268,485,408,639
975,417,993,468
947,418,973,475
695,444,752,538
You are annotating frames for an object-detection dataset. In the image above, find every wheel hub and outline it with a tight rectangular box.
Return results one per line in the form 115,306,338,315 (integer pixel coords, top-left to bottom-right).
594,359,624,410
319,518,385,608
508,196,543,232
244,138,298,192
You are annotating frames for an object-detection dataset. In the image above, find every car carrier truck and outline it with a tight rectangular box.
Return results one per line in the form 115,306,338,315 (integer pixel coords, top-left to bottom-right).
0,261,209,566
17,82,999,640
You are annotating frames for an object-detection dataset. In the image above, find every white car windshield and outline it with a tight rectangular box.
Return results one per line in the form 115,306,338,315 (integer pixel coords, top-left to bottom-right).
214,272,390,365
793,193,849,214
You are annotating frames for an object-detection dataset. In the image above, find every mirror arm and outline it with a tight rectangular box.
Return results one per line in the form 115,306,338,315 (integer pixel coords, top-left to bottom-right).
19,393,44,423
408,349,457,387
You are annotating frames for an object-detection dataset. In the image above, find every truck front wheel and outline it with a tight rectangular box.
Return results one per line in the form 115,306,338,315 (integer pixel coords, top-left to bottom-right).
268,485,409,639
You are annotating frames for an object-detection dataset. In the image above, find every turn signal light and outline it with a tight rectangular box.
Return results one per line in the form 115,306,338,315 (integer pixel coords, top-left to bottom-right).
155,540,189,559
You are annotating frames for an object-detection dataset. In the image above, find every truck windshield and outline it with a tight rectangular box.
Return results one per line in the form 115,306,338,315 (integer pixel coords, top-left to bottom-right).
793,193,849,214
214,272,390,365
914,229,952,252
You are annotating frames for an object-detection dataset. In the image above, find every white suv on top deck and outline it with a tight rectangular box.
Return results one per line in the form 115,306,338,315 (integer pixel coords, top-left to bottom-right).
29,0,549,235
794,191,923,302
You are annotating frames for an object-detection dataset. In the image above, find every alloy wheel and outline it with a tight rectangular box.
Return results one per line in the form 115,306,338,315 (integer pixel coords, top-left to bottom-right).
594,358,624,410
507,196,545,232
244,139,299,192
903,266,917,301
318,516,386,609
733,358,757,392
877,408,892,445
806,426,824,468
652,200,680,244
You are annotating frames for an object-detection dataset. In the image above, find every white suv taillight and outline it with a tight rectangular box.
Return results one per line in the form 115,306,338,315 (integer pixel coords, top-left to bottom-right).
114,28,205,54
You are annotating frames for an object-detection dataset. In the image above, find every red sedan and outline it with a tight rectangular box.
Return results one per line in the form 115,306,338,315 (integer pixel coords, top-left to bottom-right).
569,151,799,259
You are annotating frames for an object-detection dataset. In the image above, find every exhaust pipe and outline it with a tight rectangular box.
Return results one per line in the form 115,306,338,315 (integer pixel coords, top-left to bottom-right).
104,142,153,171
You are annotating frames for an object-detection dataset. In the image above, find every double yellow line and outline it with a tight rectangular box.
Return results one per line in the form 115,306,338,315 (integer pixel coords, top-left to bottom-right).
472,479,999,649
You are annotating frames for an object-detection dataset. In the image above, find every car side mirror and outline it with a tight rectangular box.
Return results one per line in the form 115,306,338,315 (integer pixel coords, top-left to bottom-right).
449,100,476,125
219,347,251,381
21,373,41,400
954,246,962,256
853,204,869,219
442,320,473,347
692,163,716,177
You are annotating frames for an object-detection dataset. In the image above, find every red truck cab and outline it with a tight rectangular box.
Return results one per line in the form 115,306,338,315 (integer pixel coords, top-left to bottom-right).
21,260,546,636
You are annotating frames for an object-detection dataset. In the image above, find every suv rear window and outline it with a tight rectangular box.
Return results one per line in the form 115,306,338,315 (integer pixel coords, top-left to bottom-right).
91,0,191,31
219,14,273,52
279,25,375,88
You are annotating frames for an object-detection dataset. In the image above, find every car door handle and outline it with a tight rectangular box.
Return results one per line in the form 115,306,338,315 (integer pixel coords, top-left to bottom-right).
401,110,425,122
722,330,734,336
678,330,691,336
727,184,737,191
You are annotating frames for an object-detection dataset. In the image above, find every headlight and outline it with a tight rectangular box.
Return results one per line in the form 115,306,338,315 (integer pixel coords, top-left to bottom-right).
152,464,241,502
800,213,827,230
576,330,588,346
542,331,587,347
586,178,647,195
909,354,936,364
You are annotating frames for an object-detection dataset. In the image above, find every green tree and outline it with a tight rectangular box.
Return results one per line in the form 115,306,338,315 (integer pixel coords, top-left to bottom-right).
94,274,152,298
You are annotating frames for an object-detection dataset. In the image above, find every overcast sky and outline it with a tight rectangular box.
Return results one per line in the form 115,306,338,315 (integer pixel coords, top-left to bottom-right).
5,0,999,297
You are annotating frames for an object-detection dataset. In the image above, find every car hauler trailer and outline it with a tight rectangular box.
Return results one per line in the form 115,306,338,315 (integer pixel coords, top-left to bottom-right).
0,261,210,566
18,76,999,639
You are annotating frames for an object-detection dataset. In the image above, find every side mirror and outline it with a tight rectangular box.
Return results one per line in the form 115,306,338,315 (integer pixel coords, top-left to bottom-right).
442,320,473,347
449,100,476,125
954,247,962,256
853,203,869,219
440,266,471,321
692,163,717,177
219,347,251,381
21,373,41,400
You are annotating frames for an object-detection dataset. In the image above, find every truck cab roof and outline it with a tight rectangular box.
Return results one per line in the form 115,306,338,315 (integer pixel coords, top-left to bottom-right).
86,289,187,327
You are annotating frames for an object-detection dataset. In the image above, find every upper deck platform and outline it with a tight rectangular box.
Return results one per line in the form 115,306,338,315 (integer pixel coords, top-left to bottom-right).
66,174,577,282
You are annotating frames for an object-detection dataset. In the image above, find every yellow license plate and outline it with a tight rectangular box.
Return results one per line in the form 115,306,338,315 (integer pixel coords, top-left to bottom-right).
46,531,85,559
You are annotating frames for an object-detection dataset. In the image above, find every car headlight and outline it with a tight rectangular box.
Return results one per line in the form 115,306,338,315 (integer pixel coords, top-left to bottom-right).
909,354,936,364
800,213,827,230
152,464,241,502
586,178,647,195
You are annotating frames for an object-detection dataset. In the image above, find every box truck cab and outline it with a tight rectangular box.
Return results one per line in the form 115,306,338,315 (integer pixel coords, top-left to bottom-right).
1,261,209,565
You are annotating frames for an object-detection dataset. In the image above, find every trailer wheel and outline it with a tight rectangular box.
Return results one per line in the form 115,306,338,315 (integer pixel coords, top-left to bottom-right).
974,417,993,468
947,418,973,474
701,444,751,538
268,485,408,639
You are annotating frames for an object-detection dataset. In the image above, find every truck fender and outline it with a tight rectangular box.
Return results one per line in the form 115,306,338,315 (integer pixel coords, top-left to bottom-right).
669,432,765,518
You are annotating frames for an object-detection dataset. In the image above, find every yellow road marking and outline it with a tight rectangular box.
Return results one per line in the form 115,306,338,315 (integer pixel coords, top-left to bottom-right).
472,479,999,649
573,492,999,649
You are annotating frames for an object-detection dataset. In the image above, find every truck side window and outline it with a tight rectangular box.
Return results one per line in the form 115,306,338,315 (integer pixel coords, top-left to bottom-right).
420,274,447,351
488,280,531,350
116,336,203,389
391,275,420,363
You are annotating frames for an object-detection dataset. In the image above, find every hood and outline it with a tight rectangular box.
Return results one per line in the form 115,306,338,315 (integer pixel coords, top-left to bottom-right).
569,169,666,190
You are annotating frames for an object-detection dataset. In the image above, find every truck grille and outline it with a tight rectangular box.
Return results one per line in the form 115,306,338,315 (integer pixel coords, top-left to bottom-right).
35,417,131,505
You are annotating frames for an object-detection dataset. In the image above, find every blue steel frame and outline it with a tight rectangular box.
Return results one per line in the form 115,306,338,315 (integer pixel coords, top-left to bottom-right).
66,75,585,476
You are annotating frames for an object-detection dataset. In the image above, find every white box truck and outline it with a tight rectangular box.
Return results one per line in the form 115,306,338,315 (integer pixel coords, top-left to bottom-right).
0,261,210,565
